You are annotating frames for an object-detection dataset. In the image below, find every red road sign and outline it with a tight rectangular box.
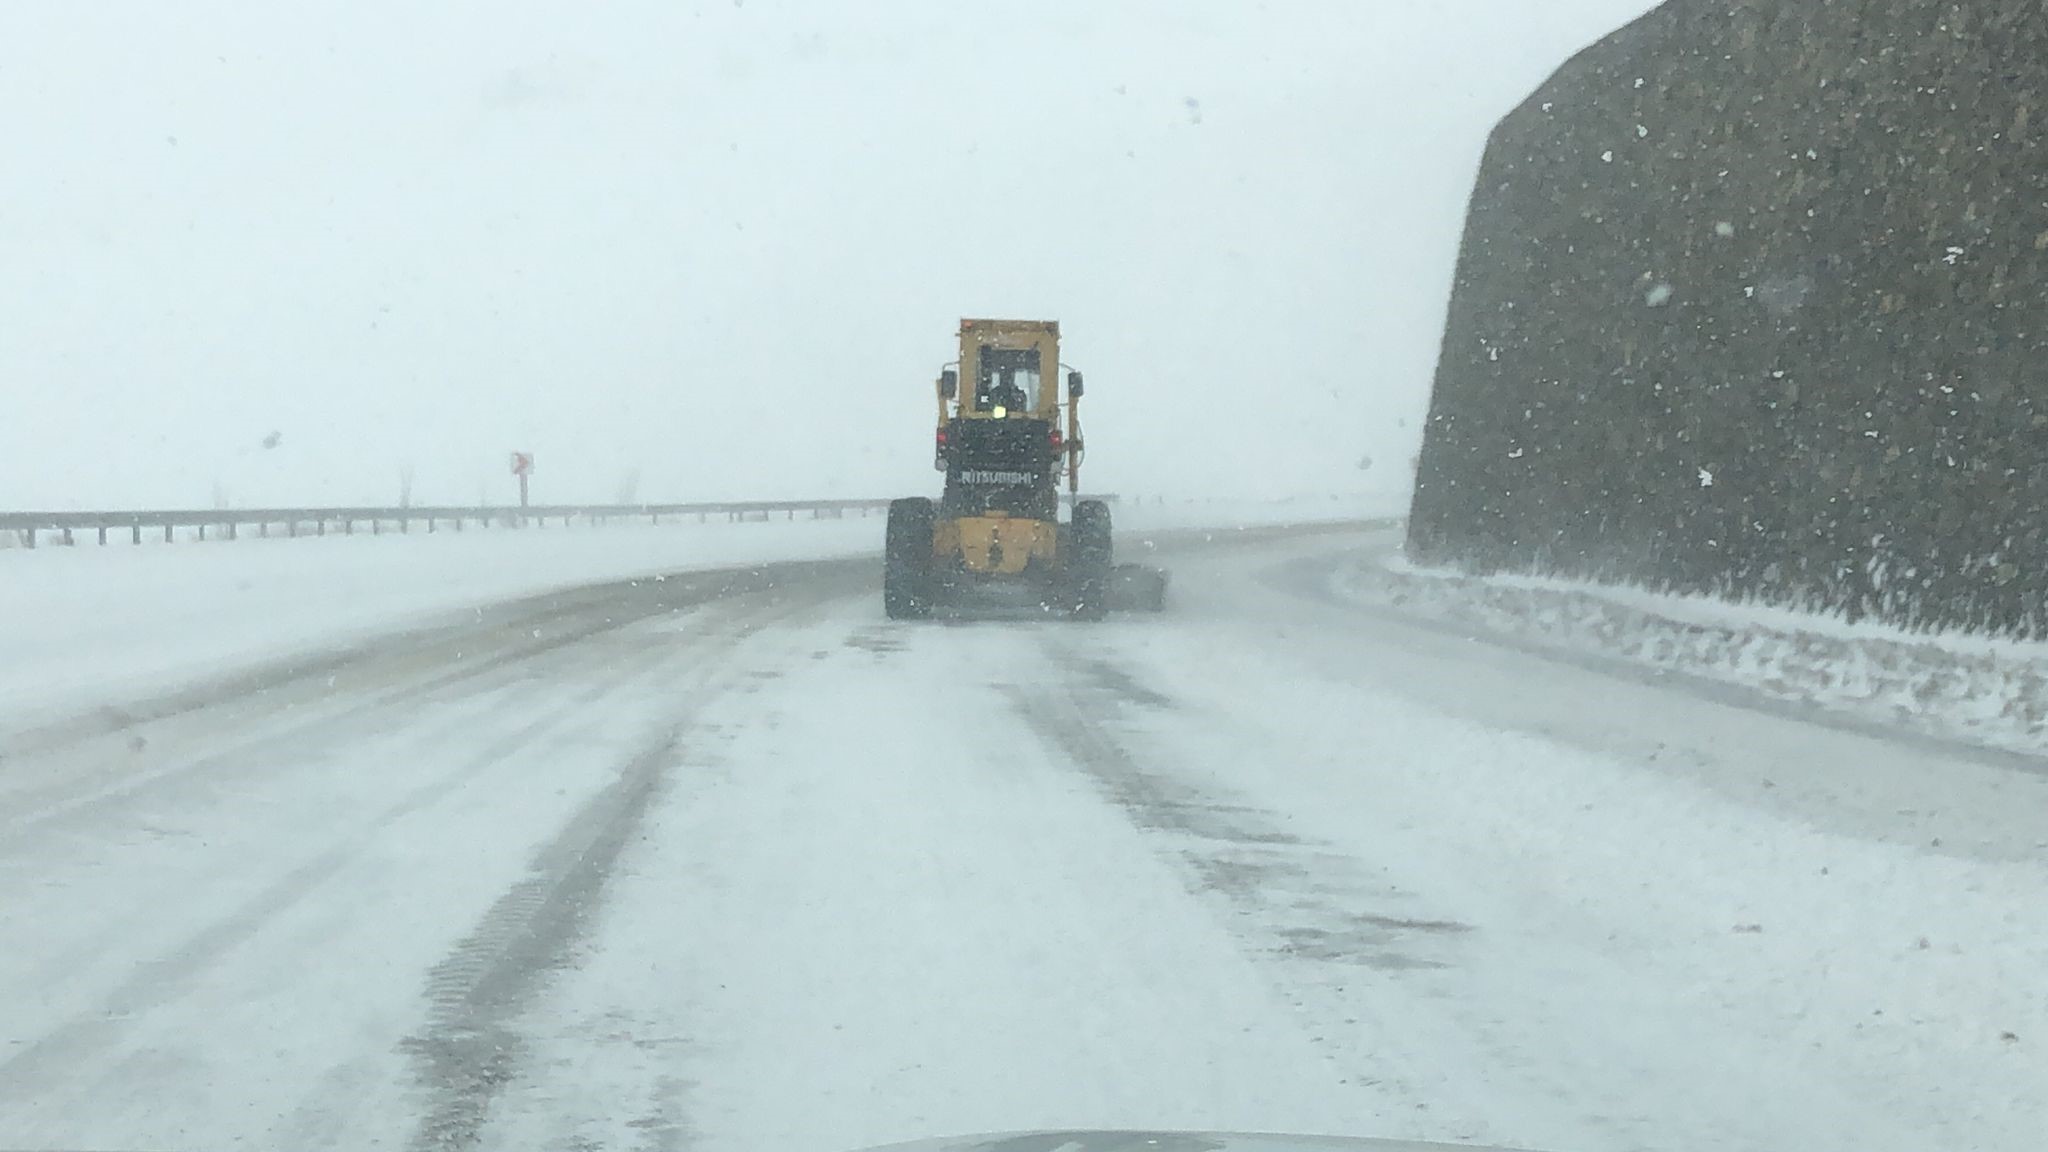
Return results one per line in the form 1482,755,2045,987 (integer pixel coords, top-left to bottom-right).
509,452,534,476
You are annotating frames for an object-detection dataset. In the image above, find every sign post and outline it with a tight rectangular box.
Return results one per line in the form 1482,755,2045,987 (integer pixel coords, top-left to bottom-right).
509,451,534,508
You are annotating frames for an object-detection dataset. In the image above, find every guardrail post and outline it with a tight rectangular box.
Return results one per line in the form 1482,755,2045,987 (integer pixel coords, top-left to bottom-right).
343,519,353,536
97,526,107,545
197,524,206,541
21,528,33,549
226,522,237,541
426,517,435,534
257,522,268,538
164,524,173,543
371,519,381,536
131,524,141,545
317,520,326,536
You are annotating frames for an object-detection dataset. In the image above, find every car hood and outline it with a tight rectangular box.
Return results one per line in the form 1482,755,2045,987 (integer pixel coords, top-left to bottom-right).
848,1131,1546,1152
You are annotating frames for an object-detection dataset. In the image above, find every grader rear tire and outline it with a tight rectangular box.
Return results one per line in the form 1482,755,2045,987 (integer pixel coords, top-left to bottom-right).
885,498,937,619
1069,500,1114,621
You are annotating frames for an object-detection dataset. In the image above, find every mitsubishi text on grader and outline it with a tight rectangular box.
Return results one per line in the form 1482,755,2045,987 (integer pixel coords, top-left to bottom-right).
884,319,1167,620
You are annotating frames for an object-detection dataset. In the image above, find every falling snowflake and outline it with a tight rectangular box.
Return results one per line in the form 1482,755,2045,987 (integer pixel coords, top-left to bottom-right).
1698,467,1715,487
1715,221,1736,238
1645,283,1674,307
1601,150,1614,163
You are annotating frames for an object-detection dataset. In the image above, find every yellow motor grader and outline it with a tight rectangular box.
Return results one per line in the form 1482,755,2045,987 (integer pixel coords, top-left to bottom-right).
885,319,1167,620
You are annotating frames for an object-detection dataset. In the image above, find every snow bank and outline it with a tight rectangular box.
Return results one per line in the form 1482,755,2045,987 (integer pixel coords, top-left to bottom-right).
0,517,884,727
0,494,1399,727
1338,551,2048,756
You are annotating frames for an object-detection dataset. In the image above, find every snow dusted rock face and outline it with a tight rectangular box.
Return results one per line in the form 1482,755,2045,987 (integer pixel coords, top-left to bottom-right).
1408,0,2048,637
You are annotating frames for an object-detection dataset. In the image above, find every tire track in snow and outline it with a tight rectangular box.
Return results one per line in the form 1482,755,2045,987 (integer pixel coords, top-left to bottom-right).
0,606,732,1013
0,563,863,841
0,605,675,839
1008,643,1503,1136
399,737,687,1152
1019,620,1937,1152
0,628,689,1117
397,593,824,1152
1006,669,1589,1146
0,559,870,760
1011,654,1471,972
0,577,836,1147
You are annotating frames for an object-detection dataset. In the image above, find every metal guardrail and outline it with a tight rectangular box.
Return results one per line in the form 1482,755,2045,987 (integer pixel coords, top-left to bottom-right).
0,495,1119,548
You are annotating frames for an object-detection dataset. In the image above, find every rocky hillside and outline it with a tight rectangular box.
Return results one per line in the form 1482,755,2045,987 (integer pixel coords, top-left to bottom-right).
1407,0,2048,634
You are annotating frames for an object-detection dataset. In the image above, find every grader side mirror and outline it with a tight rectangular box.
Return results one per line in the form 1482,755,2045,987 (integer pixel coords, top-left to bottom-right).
1067,371,1084,398
939,369,958,399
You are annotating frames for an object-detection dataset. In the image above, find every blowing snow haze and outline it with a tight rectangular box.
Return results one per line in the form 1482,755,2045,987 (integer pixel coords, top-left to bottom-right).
0,0,1655,511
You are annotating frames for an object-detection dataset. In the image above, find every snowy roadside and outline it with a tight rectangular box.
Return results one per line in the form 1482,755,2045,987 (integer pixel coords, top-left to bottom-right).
1113,490,1397,532
0,494,1399,730
0,518,881,730
1337,548,2048,758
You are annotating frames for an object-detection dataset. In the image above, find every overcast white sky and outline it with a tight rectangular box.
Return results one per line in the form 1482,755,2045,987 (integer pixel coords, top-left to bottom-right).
1,0,1656,510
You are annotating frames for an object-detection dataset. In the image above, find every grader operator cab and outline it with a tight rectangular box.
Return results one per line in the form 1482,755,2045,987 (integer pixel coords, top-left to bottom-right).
884,318,1168,620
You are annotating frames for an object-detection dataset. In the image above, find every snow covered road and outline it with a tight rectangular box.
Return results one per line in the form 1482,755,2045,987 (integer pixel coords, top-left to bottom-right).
2,526,2041,1152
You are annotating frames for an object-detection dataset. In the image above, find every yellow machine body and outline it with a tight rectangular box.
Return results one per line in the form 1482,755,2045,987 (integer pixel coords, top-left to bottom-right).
935,513,1060,577
886,318,1129,620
